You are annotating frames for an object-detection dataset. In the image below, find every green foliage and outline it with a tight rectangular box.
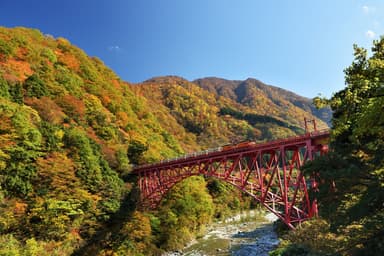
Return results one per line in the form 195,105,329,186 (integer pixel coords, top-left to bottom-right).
54,65,83,97
3,146,38,197
155,176,214,250
8,83,24,104
0,99,42,197
23,74,49,98
115,148,131,176
28,198,84,240
127,140,148,165
62,128,124,215
219,107,303,136
38,122,63,152
0,38,15,59
0,234,76,256
0,234,23,256
40,48,57,63
63,128,103,191
277,37,384,256
0,76,10,99
206,178,250,218
313,95,329,110
220,107,285,126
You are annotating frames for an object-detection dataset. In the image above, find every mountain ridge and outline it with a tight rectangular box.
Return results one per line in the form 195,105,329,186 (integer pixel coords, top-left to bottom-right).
140,75,331,127
193,76,331,125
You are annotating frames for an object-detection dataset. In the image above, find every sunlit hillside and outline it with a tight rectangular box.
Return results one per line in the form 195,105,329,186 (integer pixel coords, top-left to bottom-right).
0,26,331,254
135,76,330,149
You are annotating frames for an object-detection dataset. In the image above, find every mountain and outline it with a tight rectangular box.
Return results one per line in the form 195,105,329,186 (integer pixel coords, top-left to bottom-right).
134,76,330,149
0,27,330,254
194,77,332,126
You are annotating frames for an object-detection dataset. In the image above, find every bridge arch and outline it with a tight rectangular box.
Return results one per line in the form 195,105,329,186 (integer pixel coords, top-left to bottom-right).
133,130,329,228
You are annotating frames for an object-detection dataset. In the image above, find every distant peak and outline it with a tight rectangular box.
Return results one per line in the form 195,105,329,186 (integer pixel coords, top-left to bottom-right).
143,75,188,84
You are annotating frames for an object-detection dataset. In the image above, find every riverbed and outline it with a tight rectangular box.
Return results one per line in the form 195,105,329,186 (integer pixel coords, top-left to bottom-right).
165,210,279,256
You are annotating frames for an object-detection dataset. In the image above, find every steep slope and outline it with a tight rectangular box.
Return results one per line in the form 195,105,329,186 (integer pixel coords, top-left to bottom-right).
0,26,186,252
194,77,332,126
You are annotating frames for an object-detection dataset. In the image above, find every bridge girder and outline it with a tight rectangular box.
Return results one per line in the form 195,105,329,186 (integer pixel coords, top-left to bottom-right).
134,130,329,229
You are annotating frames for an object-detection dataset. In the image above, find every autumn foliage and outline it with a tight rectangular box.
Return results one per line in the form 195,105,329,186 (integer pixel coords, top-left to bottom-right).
0,26,330,255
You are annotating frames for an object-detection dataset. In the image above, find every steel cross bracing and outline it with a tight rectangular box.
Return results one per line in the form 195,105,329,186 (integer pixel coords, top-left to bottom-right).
133,129,330,229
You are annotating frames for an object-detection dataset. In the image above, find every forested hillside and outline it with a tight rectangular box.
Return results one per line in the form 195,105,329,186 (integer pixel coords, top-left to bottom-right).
0,26,190,254
134,76,329,148
0,26,330,255
194,77,332,126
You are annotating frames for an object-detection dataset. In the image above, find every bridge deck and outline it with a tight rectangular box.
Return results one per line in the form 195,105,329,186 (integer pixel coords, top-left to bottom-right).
133,129,330,173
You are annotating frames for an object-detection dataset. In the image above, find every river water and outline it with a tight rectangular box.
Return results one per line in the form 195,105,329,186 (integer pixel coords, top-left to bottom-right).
165,211,279,256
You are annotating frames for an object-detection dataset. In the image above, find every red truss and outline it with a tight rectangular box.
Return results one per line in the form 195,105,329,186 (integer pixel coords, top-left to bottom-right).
133,130,330,229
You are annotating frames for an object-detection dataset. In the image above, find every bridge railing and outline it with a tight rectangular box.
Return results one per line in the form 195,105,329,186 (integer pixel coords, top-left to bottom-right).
134,129,330,172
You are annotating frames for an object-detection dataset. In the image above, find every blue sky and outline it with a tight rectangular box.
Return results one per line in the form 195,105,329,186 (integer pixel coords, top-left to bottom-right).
1,0,383,98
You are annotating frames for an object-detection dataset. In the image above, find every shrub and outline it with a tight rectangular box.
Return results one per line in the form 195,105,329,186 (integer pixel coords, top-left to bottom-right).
23,74,48,98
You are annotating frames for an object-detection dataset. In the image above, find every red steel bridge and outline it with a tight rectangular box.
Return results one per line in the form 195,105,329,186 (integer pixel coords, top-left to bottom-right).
133,124,330,229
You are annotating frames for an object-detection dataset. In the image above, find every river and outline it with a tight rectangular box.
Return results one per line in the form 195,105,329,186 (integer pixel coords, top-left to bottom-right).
164,210,279,256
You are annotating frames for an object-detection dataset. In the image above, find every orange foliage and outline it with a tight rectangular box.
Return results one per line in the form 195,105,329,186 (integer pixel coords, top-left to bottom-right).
24,97,66,124
15,47,29,59
70,228,81,240
116,111,129,127
0,116,17,149
101,94,111,106
56,95,86,121
36,152,78,196
13,201,28,216
0,116,15,134
111,79,121,89
57,51,80,71
2,58,33,82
